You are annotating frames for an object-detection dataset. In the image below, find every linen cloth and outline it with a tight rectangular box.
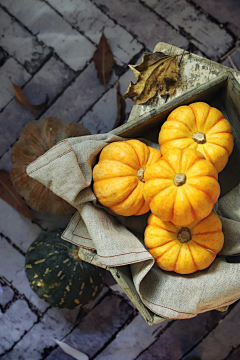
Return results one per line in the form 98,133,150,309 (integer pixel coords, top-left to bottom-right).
27,133,240,319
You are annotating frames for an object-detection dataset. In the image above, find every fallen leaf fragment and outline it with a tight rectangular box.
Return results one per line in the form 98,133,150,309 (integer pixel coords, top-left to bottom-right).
124,52,188,105
54,339,89,360
0,170,37,221
112,82,126,129
10,77,48,110
93,27,114,89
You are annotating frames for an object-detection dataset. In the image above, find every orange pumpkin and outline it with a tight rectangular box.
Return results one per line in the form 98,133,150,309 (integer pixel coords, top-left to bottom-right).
11,117,91,215
144,211,224,274
144,147,220,225
159,102,234,173
93,140,161,216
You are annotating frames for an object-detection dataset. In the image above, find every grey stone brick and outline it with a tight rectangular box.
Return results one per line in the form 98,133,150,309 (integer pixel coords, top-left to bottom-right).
2,307,79,360
0,235,48,312
194,0,240,39
0,57,31,111
0,148,12,173
80,85,119,134
45,294,133,359
0,7,51,73
0,56,74,157
138,309,226,360
183,302,240,360
142,0,233,60
0,284,14,308
39,62,118,123
1,0,95,71
0,199,42,253
0,299,37,355
93,0,189,51
46,0,143,66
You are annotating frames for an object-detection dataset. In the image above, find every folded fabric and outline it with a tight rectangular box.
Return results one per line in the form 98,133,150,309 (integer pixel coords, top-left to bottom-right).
27,133,240,319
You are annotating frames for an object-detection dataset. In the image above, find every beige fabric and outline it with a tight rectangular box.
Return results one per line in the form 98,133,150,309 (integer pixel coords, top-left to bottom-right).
27,133,240,319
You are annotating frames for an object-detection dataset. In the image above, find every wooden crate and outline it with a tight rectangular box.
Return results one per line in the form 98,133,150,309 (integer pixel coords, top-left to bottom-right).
79,71,240,326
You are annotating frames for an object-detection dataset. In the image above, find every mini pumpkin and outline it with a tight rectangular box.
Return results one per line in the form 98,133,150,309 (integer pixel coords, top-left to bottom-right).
144,147,220,225
159,102,234,173
93,139,161,216
11,117,91,215
144,211,224,274
25,229,105,309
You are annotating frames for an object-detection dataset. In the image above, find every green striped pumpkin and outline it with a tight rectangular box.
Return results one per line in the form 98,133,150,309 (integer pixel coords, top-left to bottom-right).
25,229,105,309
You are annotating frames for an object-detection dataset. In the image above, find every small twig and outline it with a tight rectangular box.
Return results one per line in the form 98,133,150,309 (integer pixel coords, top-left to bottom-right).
228,55,238,71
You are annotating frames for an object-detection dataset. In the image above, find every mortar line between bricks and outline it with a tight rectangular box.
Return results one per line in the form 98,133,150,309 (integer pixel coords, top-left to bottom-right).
0,317,40,357
179,301,239,360
34,57,92,123
0,4,53,74
223,342,240,360
0,232,26,256
187,0,239,42
91,308,139,360
89,0,150,52
0,275,50,320
133,319,175,360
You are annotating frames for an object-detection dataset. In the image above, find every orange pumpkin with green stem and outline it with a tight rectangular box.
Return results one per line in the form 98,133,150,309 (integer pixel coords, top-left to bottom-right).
144,211,224,274
144,147,220,225
159,102,234,173
93,140,161,216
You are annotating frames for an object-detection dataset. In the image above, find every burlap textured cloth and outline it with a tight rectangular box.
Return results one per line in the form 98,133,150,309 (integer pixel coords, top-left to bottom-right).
27,133,240,319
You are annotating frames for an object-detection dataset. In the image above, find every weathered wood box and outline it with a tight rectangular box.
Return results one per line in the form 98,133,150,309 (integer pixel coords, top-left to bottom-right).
79,71,240,326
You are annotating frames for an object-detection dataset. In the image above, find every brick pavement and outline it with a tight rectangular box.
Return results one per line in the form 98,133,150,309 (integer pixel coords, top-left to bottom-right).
0,0,240,359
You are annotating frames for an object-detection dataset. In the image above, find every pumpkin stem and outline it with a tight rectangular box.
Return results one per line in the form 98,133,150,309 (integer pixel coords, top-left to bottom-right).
173,173,186,186
71,248,82,262
177,227,192,243
192,132,206,144
137,168,145,183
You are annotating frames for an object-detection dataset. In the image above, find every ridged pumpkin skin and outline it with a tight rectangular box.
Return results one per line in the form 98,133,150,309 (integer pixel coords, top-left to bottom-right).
11,117,91,215
144,147,220,225
159,102,234,173
93,140,161,216
25,230,105,309
145,212,224,274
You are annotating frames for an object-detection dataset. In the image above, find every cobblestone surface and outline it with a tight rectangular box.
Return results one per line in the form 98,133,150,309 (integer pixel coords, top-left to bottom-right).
1,0,240,359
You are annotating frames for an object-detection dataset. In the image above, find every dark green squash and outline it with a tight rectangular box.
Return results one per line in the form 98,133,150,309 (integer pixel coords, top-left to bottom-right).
25,229,105,309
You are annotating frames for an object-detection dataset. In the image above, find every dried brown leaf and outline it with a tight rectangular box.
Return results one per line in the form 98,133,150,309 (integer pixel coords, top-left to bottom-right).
93,28,114,90
10,77,48,110
124,52,188,105
112,82,126,129
0,170,37,221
